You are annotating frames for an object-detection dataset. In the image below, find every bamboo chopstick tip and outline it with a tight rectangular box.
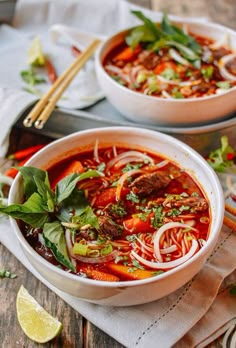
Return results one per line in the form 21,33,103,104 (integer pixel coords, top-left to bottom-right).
23,118,33,128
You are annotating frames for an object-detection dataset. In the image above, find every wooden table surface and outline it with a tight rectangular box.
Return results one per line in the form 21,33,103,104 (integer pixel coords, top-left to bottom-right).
1,1,236,347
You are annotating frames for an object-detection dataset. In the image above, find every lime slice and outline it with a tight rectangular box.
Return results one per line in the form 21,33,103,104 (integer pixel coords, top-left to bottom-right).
16,285,62,343
27,36,45,66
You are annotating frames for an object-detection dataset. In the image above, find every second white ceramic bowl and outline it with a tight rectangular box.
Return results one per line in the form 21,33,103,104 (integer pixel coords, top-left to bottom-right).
95,20,236,126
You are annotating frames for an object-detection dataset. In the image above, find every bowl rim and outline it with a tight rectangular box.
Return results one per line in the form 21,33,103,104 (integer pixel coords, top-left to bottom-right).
9,127,225,288
96,19,236,104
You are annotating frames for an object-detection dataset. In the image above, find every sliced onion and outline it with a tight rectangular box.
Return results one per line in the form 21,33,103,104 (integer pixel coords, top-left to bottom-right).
210,34,229,50
106,150,154,171
131,239,198,270
94,139,100,163
218,54,236,81
0,173,14,186
113,156,146,169
65,229,77,267
116,169,142,201
0,197,8,206
105,64,131,84
73,250,118,264
153,222,198,262
169,48,191,67
179,79,202,87
162,90,173,98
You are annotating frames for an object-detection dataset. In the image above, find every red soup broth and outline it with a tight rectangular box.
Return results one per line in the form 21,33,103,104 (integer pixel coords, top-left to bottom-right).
21,146,210,282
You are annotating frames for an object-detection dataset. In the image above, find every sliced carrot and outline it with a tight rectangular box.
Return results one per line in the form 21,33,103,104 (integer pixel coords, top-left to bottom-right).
124,216,154,234
51,160,84,189
94,187,129,207
82,268,119,282
154,61,177,75
113,45,141,61
106,263,156,281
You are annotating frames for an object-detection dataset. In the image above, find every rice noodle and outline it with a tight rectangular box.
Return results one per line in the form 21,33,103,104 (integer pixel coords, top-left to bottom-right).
106,150,154,170
105,64,131,84
131,239,198,269
116,169,143,201
218,54,236,81
153,222,198,262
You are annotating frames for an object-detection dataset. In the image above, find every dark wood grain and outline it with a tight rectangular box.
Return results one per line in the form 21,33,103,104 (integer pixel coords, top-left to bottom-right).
1,1,235,347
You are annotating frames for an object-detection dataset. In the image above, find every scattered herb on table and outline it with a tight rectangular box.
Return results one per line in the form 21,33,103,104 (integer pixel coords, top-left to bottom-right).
207,136,236,172
0,269,17,279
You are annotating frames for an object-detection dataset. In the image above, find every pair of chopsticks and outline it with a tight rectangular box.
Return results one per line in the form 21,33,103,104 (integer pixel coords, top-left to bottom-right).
23,38,101,129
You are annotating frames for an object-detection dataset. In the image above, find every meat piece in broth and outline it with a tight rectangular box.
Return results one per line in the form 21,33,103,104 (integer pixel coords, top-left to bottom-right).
130,172,171,197
98,216,124,239
163,196,209,212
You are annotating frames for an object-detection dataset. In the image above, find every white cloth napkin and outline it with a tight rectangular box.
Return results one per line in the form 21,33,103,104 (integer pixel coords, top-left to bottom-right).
1,215,235,348
0,1,236,347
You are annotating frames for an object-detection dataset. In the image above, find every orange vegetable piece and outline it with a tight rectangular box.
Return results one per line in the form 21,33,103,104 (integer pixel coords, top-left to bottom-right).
124,216,154,234
51,160,84,189
83,268,119,282
113,45,141,61
154,61,177,75
106,263,156,281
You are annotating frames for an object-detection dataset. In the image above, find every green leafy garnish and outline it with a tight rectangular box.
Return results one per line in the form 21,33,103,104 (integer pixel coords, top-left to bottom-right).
0,269,17,279
43,221,75,271
21,67,46,86
126,10,202,66
201,66,214,80
207,136,235,172
216,81,231,89
0,166,103,270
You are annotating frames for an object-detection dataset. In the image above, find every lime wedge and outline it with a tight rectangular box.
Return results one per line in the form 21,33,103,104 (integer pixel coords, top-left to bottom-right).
27,36,45,66
16,285,62,343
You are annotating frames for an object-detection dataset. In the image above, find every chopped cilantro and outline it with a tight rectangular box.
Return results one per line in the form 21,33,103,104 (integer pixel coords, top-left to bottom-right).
161,68,179,80
122,163,143,173
201,66,214,80
126,191,140,203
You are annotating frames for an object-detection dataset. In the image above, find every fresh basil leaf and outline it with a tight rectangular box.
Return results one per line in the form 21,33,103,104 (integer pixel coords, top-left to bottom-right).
0,192,49,227
56,170,102,204
34,175,55,212
73,205,99,230
126,25,157,49
57,188,89,222
17,166,49,199
43,221,75,271
131,10,163,39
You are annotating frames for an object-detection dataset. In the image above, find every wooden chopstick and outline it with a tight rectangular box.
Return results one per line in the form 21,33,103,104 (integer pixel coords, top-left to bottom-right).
23,38,101,129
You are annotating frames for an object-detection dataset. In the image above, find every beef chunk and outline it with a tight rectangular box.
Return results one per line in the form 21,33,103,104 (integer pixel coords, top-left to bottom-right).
212,47,231,61
163,196,208,212
98,216,123,239
79,227,98,241
139,50,160,70
130,172,171,197
226,57,236,76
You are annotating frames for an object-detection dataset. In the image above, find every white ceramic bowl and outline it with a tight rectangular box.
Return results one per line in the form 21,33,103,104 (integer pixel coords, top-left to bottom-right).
95,20,236,126
8,127,224,306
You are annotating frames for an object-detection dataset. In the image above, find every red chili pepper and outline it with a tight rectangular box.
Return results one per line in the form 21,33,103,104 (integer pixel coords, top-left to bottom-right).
45,58,57,84
8,144,46,160
226,152,235,160
4,157,31,179
71,45,81,57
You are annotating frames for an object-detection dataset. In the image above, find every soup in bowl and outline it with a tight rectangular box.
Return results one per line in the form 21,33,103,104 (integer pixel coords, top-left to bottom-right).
95,11,236,126
5,127,224,306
